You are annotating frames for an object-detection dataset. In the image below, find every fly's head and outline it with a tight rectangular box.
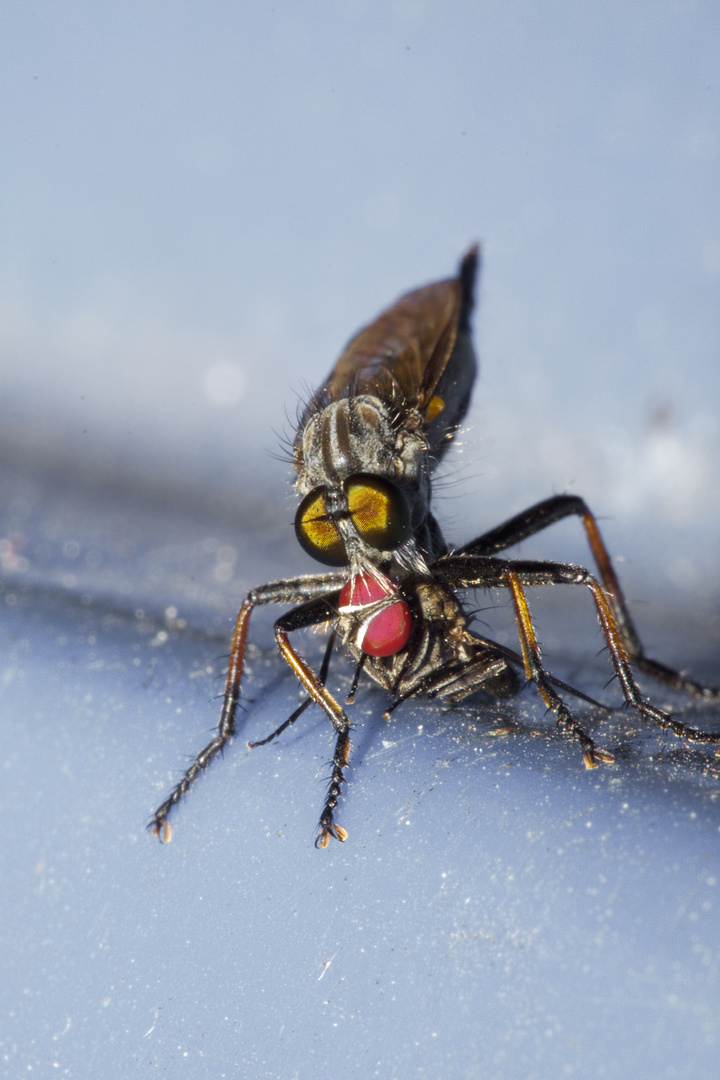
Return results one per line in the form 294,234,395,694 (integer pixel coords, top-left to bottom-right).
294,394,431,577
293,393,431,659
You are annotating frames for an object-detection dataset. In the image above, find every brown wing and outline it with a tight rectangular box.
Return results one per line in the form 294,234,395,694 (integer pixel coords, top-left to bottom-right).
297,247,479,462
321,274,463,415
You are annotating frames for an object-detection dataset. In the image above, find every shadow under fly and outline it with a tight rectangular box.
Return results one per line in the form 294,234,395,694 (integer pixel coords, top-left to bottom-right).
151,246,720,847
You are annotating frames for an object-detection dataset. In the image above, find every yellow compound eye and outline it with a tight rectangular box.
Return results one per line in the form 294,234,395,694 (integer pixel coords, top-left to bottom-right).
345,474,412,551
295,488,347,566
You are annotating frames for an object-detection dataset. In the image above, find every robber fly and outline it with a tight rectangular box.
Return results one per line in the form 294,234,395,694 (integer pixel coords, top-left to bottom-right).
151,247,720,848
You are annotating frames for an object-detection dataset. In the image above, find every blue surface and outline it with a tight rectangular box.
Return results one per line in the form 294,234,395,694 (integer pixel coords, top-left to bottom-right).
1,470,719,1077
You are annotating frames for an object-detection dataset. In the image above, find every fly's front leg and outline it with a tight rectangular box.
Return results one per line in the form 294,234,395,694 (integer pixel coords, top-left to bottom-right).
273,604,352,847
150,573,345,841
149,595,253,841
248,632,336,749
315,727,351,848
459,494,719,701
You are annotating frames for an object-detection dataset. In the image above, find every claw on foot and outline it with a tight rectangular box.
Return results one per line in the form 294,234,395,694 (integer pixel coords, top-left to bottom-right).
583,747,614,769
153,819,172,843
315,823,348,848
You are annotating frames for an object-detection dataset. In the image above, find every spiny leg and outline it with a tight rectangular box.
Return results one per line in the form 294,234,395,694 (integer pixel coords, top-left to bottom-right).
437,553,720,761
460,494,720,701
272,602,360,846
315,725,352,848
504,560,720,759
504,570,613,767
248,632,336,748
150,596,254,841
150,574,344,840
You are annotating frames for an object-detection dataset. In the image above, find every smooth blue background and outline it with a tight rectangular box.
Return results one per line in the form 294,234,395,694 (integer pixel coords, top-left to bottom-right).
1,3,720,1077
1,1,719,571
2,510,719,1078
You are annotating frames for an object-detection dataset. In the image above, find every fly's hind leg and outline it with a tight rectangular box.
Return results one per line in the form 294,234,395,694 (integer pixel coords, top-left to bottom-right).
436,554,720,765
460,494,720,702
503,567,614,767
504,560,720,763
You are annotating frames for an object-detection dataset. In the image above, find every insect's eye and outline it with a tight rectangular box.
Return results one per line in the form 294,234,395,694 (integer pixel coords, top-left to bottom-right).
345,474,411,551
295,476,412,566
295,489,347,566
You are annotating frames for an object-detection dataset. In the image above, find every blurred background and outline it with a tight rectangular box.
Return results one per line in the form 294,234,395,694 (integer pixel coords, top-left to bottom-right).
1,0,718,608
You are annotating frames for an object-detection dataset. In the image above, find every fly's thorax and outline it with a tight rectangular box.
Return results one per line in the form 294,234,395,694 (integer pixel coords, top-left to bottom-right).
413,578,466,629
295,395,428,505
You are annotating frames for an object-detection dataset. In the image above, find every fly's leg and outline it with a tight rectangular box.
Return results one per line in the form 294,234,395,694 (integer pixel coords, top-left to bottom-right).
437,555,720,762
507,562,720,758
272,605,353,846
345,653,367,705
460,494,720,701
149,595,253,841
248,632,336,748
504,569,612,766
315,726,352,848
522,561,720,758
149,574,344,840
246,697,312,750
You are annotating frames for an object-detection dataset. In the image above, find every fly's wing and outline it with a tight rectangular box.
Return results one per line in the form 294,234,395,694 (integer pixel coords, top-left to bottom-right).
323,275,461,409
301,247,479,463
421,246,479,463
